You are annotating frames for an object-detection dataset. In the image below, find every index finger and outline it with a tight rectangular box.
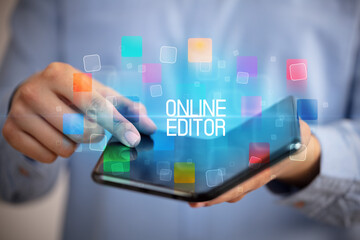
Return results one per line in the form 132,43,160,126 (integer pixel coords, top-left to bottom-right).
48,63,142,147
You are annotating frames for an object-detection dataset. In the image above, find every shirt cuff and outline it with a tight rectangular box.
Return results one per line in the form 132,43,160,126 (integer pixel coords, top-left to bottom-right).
267,121,360,226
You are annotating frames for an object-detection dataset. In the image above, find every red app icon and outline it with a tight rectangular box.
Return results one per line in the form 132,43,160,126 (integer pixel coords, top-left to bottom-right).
286,59,307,81
249,142,270,169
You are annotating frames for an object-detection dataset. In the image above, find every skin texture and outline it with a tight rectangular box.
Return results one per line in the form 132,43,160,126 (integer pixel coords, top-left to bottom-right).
2,62,157,163
189,120,321,208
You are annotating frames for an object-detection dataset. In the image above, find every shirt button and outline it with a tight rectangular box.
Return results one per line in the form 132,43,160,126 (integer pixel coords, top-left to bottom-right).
294,201,305,208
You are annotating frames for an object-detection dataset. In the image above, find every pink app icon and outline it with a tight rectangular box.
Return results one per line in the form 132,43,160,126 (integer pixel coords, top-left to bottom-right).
286,59,307,81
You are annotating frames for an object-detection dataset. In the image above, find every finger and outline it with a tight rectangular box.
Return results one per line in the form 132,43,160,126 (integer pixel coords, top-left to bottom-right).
188,202,207,208
21,89,104,143
9,106,77,158
47,68,141,147
2,120,57,163
227,194,245,203
97,86,157,135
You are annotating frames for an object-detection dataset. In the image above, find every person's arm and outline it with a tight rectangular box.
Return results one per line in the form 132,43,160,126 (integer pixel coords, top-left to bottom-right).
190,57,360,228
270,52,360,227
0,0,61,203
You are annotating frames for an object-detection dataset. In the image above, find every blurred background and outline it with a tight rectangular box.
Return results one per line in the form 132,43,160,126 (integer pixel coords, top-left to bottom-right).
0,1,67,239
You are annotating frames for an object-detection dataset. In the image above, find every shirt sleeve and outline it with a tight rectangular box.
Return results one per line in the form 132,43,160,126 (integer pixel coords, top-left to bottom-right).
267,51,360,227
0,0,63,203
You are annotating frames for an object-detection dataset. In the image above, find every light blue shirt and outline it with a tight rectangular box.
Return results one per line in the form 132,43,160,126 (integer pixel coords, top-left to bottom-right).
1,0,360,239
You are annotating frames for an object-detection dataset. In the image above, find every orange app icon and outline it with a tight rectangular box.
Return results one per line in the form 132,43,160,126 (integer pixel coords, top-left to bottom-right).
73,73,92,92
188,38,212,63
174,162,195,183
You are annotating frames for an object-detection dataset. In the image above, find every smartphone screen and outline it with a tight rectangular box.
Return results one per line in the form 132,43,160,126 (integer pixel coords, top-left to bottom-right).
92,96,301,201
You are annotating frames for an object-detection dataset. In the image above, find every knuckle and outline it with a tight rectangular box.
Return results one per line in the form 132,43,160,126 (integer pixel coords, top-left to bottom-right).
3,123,21,148
2,120,15,143
9,104,24,119
18,84,38,102
42,62,68,80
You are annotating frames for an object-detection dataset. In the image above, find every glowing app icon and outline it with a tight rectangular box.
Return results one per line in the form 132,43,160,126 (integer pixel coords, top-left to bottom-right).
206,169,223,187
237,56,258,77
200,62,211,72
121,36,142,57
142,63,161,83
150,85,163,97
188,38,212,63
160,46,177,64
287,59,307,81
249,142,270,169
63,113,84,135
153,132,174,151
73,73,92,92
103,145,131,173
236,72,249,84
297,99,318,120
241,96,262,117
160,169,172,181
157,161,170,175
83,54,101,72
89,134,107,151
138,64,146,73
290,144,307,161
174,162,195,183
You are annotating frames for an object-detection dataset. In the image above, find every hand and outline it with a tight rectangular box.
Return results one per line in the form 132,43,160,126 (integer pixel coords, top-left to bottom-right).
2,62,156,163
189,120,321,208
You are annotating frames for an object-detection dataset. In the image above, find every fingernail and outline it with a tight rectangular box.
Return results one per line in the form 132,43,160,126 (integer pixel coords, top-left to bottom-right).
124,131,140,147
194,203,206,208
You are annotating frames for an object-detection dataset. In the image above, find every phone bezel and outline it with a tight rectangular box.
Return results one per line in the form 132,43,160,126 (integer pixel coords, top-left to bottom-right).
92,96,301,202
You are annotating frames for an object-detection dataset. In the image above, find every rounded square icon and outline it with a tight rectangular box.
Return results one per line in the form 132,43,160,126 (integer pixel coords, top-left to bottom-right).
290,144,307,161
56,106,62,112
297,99,318,120
237,56,258,78
200,62,211,72
188,38,212,63
206,169,223,187
286,59,307,81
138,64,146,73
126,63,133,69
73,73,92,92
236,72,249,84
150,84,163,97
121,36,142,57
83,54,101,72
63,113,84,135
160,169,172,181
160,46,177,64
143,64,161,83
174,162,195,183
89,134,107,151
